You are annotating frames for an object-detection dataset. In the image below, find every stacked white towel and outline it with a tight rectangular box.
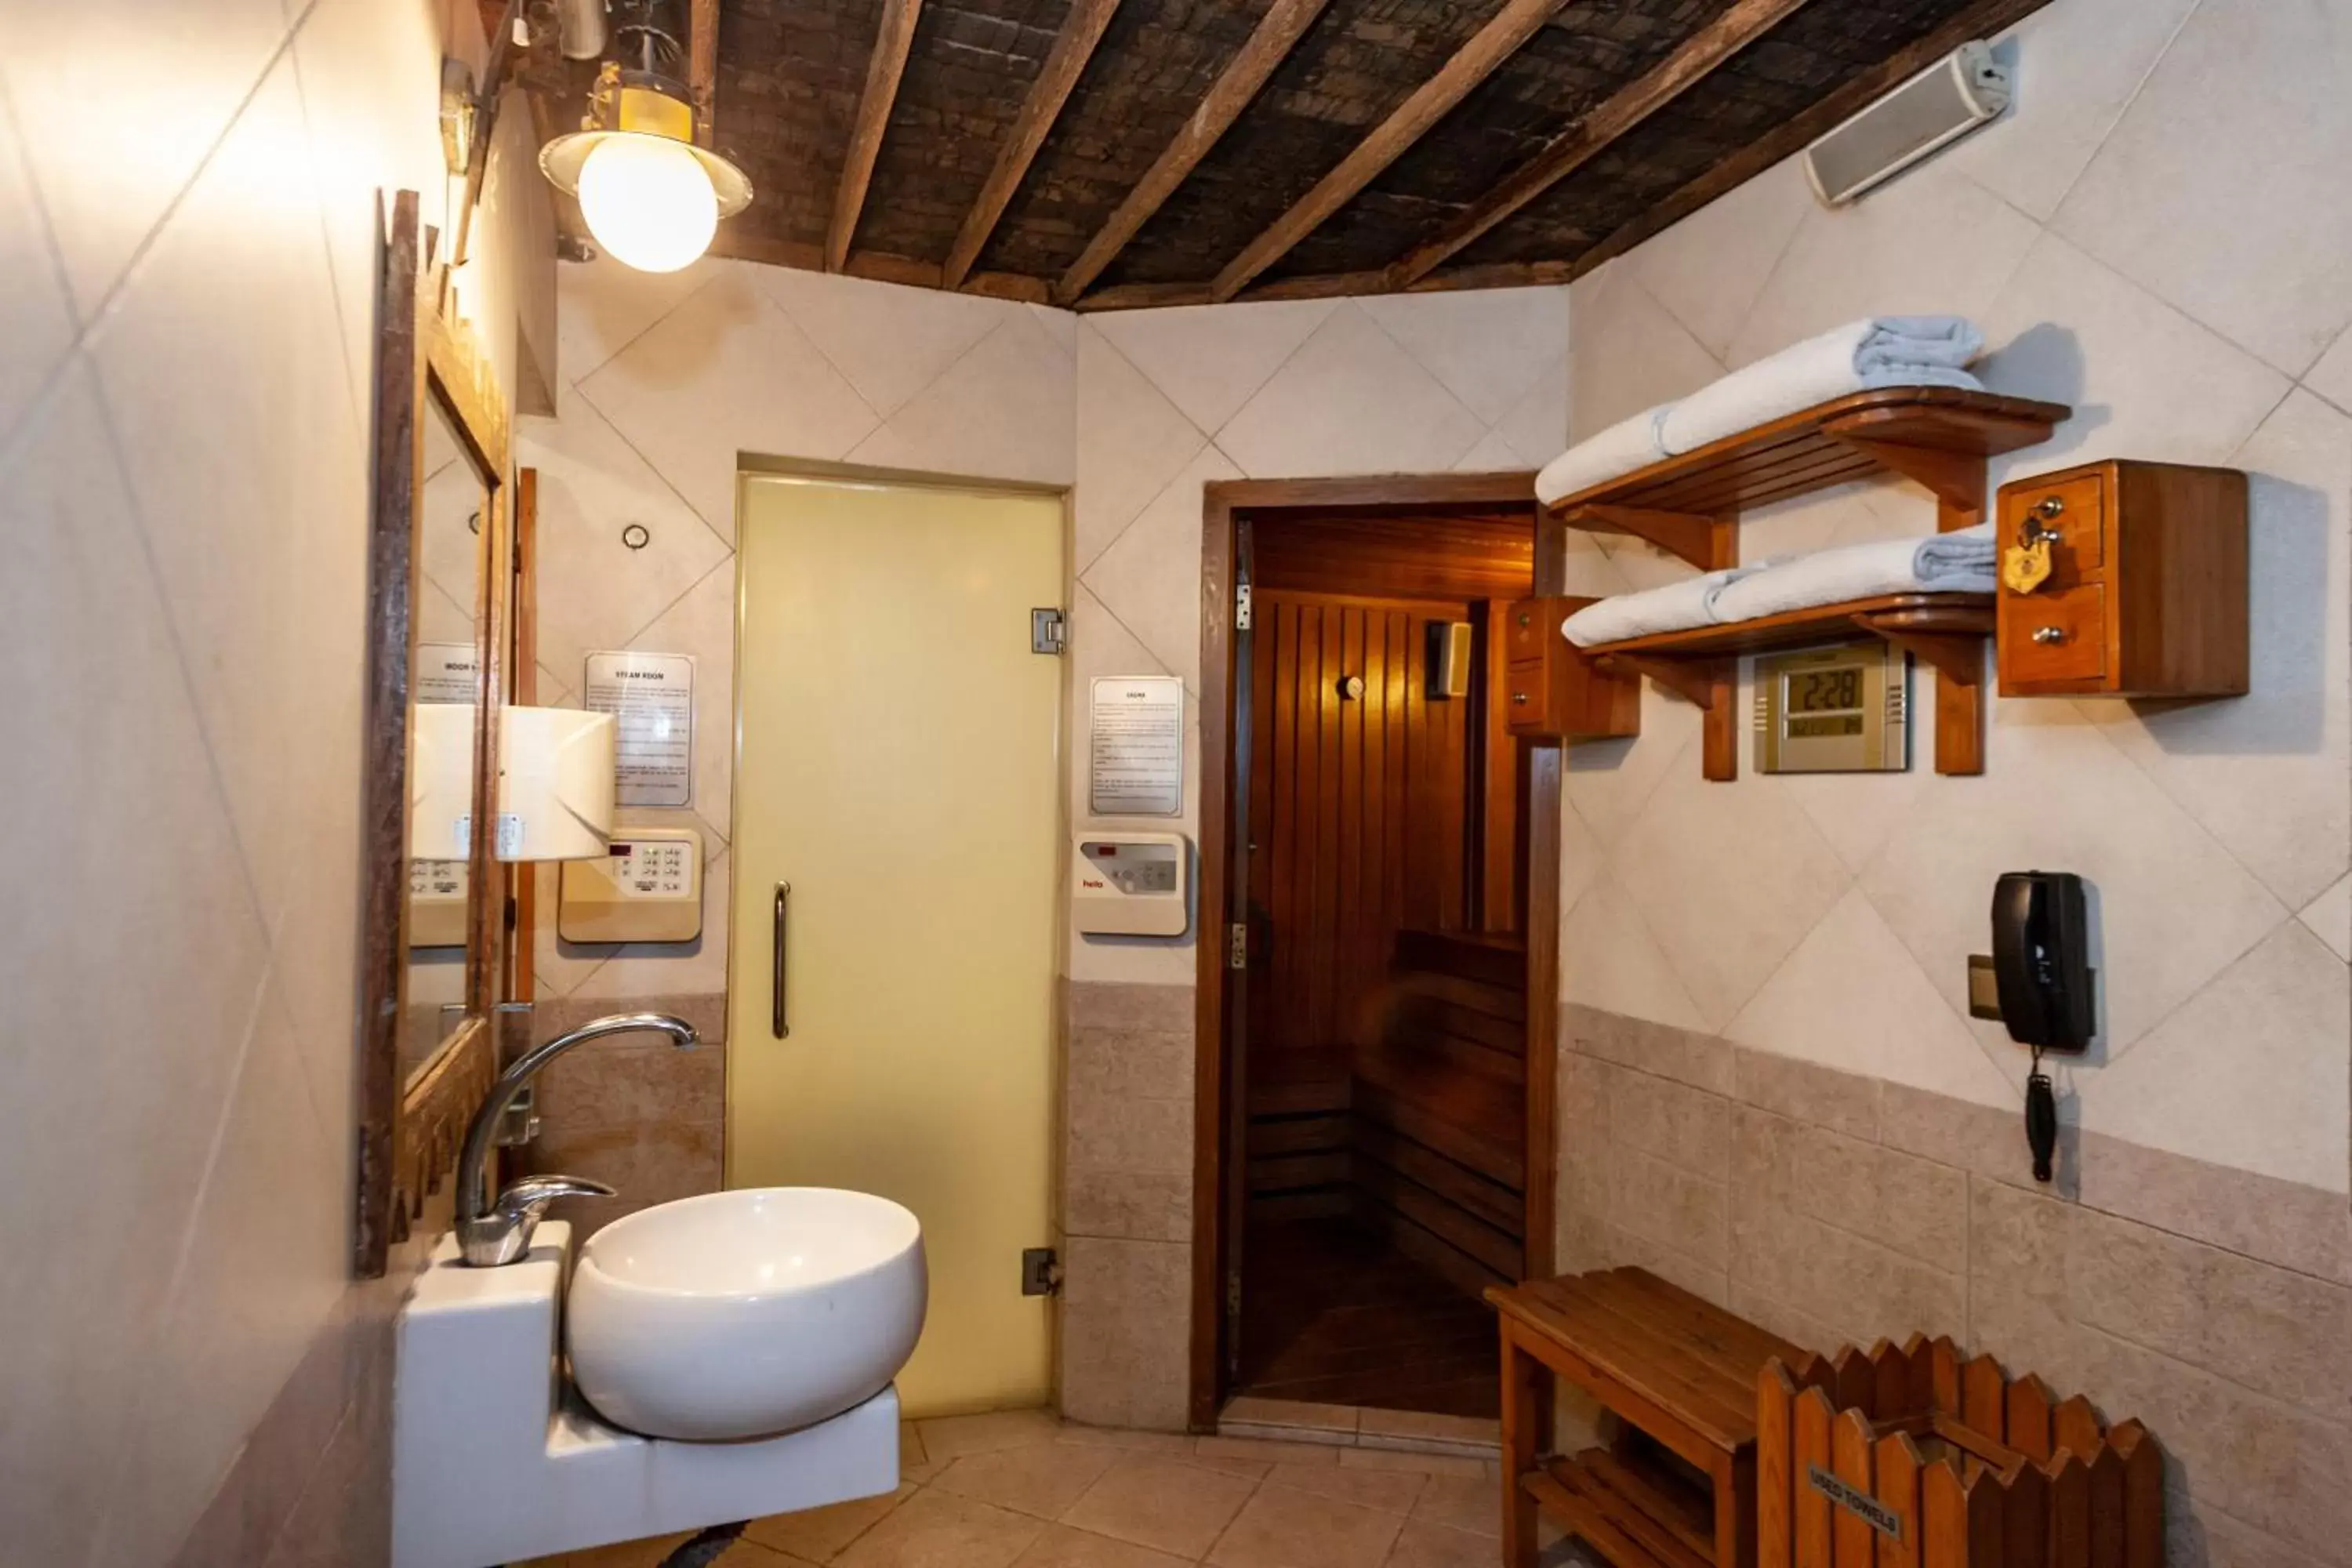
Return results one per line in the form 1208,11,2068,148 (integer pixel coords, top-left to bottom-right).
1534,404,1670,505
1707,524,1998,623
1559,565,1762,647
1657,317,1985,455
1559,524,1998,648
1530,317,1987,508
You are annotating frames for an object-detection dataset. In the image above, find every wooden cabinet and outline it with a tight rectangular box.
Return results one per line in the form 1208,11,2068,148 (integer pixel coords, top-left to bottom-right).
1504,597,1640,740
1995,459,2247,699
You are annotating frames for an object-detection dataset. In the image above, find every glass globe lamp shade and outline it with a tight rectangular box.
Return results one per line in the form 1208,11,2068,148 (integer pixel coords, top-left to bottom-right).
575,134,719,274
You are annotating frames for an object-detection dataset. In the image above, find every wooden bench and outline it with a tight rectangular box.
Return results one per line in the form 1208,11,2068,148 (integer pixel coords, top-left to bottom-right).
1490,1268,1813,1568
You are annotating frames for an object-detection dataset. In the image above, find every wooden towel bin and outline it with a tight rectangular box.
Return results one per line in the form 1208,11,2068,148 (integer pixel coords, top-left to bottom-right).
1756,1337,2162,1568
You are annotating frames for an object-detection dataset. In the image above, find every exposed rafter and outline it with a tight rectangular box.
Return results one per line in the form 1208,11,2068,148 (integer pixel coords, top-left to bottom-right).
942,0,1125,290
1570,0,2053,277
1052,0,1333,305
1385,0,1814,289
688,0,720,146
829,0,924,272
1207,0,1564,303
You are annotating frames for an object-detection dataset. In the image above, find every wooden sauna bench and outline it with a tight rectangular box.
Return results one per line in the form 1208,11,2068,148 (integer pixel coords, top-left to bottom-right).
1490,1268,1809,1568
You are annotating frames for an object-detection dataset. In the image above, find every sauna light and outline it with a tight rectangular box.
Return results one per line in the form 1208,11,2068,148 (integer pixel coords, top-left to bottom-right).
540,62,751,274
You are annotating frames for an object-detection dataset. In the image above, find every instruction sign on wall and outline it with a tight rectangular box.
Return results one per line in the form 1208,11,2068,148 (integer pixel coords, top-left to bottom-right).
416,643,480,704
1089,676,1185,817
583,650,695,808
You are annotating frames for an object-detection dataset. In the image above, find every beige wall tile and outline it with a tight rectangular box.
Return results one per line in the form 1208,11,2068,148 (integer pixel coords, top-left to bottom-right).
1065,1092,1192,1180
1065,1171,1192,1244
1060,1240,1190,1431
1606,1150,1730,1269
1068,1029,1196,1102
2075,1131,2352,1287
1595,1062,1730,1181
1563,1004,1734,1097
533,1037,726,1136
530,1120,724,1207
1731,1049,1880,1142
1067,982,1195,1034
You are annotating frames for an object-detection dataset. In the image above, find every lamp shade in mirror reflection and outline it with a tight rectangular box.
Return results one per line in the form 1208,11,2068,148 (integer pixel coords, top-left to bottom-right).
539,67,750,274
408,706,618,863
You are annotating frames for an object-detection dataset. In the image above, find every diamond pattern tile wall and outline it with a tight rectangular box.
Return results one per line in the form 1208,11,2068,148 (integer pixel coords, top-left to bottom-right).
1564,0,2351,1195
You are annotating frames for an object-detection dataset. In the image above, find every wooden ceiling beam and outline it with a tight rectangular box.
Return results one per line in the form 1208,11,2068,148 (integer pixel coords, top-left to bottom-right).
1385,0,1813,289
942,0,1124,290
688,0,720,147
1052,0,1333,305
1207,0,1563,303
829,0,924,272
1570,0,2053,278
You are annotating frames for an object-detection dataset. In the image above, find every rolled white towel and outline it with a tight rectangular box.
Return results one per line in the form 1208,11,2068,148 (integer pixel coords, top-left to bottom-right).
1708,524,1996,623
1561,565,1763,647
1658,317,1986,456
1534,404,1671,506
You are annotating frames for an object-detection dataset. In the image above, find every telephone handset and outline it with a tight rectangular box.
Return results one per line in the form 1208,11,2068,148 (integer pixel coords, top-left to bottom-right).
1989,870,2094,1185
1990,870,2094,1052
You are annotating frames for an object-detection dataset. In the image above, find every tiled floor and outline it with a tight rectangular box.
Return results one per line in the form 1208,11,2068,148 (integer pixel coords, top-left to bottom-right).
523,1410,1587,1568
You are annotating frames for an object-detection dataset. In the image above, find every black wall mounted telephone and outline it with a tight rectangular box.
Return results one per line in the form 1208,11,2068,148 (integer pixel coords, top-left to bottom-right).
1985,871,2095,1185
1991,870,2095,1052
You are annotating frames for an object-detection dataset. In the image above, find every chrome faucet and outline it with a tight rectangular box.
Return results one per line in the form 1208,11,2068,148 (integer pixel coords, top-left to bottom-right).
455,1011,700,1266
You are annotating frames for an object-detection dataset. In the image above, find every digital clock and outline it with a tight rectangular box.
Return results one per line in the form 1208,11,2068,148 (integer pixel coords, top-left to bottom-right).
1754,642,1910,773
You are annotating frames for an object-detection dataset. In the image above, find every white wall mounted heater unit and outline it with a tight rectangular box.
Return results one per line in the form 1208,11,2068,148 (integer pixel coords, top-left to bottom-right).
1803,42,2011,207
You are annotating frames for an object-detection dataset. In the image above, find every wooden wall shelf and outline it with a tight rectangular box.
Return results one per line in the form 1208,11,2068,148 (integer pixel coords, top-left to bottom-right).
1542,387,2068,779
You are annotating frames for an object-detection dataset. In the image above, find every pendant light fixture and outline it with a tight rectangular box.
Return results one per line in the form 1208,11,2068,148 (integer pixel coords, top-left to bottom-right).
539,1,752,273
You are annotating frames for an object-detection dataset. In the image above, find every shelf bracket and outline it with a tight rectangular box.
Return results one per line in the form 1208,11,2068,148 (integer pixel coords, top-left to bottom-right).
1593,652,1715,709
1818,424,1987,525
1563,503,1734,572
1859,622,1984,687
1595,653,1735,781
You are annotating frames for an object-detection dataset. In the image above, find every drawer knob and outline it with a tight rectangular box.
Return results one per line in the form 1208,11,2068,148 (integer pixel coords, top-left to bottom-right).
2031,626,2068,645
2033,495,2066,520
1512,691,1530,705
1515,614,1531,627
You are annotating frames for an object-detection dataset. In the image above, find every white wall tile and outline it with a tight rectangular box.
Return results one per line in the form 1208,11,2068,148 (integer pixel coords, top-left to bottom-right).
1562,680,1700,840
1859,710,2286,1055
1566,262,1723,440
2305,325,2352,419
1728,162,2038,368
1938,0,2198,223
1493,351,1569,468
1616,750,1853,1030
556,252,735,387
579,268,881,542
2052,0,2352,376
1216,303,1485,477
1089,298,1337,434
1454,428,1530,471
0,0,291,316
1357,285,1568,425
1726,889,2018,1109
1078,444,1243,696
627,561,739,850
1558,873,1707,1032
2299,876,2350,964
520,393,733,681
0,100,76,446
1074,325,1208,570
2082,921,2350,1193
573,849,734,999
86,53,364,935
757,266,1011,417
847,308,1076,485
0,362,273,1566
2078,390,2350,910
1977,231,2291,474
1624,156,1809,360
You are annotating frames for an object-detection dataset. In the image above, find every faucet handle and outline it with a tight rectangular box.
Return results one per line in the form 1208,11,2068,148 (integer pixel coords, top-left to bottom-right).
495,1174,616,1221
457,1174,616,1267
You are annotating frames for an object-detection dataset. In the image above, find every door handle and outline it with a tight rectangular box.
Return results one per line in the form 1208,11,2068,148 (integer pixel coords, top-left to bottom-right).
771,881,791,1039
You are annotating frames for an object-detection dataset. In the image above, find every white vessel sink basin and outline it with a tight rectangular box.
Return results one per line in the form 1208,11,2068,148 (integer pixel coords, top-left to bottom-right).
567,1188,927,1441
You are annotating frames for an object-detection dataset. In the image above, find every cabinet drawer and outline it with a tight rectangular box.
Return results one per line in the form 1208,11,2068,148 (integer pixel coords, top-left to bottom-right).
2001,581,2107,688
1504,658,1549,734
2000,470,2106,578
1505,599,1555,662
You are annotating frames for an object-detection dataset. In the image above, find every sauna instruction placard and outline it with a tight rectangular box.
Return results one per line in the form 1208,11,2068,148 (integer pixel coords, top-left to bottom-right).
584,651,695,808
416,643,480,704
1089,677,1185,817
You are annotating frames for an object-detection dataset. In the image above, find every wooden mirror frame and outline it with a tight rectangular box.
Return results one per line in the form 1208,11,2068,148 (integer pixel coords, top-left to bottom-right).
354,190,515,1278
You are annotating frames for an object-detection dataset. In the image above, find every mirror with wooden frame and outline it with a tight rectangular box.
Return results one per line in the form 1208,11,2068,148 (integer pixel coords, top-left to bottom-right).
355,190,514,1278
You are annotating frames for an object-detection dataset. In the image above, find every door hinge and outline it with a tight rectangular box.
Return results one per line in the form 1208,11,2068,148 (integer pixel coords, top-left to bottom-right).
1234,583,1253,632
1021,1246,1062,1296
1228,922,1247,970
1031,608,1066,655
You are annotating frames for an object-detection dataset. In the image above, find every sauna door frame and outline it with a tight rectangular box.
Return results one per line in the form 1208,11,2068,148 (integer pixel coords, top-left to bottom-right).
1190,471,1564,1428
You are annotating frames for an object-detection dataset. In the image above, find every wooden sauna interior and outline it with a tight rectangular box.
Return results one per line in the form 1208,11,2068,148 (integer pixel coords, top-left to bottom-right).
1234,504,1536,1419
